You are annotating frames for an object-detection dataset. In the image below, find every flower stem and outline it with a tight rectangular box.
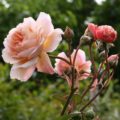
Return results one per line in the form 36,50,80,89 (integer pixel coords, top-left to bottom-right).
81,44,97,100
61,88,77,115
49,55,71,65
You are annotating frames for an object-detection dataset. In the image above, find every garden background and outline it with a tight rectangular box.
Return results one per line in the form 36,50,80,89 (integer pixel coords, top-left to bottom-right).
0,0,120,119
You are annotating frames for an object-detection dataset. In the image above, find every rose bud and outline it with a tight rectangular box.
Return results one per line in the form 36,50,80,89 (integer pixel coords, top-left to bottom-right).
64,26,74,40
107,54,119,66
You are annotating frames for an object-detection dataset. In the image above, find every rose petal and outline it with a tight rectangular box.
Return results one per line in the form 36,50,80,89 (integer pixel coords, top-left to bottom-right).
43,29,63,52
80,61,92,73
18,58,38,68
10,65,35,81
71,49,86,66
36,12,54,36
2,49,18,64
36,52,54,74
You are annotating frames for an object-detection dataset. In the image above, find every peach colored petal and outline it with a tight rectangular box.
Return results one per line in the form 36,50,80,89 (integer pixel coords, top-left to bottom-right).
10,65,35,81
36,52,54,74
18,58,38,68
36,12,54,36
43,28,63,52
21,17,36,39
2,49,18,64
10,58,37,81
17,45,41,58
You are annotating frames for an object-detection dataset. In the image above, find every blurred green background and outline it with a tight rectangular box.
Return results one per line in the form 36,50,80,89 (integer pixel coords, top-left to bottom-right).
0,0,120,120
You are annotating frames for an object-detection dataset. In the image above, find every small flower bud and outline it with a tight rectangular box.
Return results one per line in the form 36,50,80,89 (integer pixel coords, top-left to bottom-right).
80,35,92,46
85,109,95,120
107,54,119,67
70,111,82,120
64,26,74,40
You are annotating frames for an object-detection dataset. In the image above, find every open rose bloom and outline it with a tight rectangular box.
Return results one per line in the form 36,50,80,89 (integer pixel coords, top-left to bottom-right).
88,23,117,43
55,49,91,87
2,12,63,81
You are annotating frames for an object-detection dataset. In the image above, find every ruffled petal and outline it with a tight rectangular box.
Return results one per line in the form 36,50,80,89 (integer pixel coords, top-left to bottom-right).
43,29,63,52
36,12,54,36
10,65,35,81
2,49,18,64
36,52,54,74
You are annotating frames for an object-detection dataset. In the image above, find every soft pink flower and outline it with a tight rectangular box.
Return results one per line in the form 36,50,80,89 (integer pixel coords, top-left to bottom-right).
88,23,117,43
55,49,91,86
2,12,63,81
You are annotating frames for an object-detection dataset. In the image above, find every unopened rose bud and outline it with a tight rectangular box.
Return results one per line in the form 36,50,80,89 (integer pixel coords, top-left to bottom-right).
70,111,82,120
64,26,74,40
85,109,95,119
80,35,92,46
107,54,119,66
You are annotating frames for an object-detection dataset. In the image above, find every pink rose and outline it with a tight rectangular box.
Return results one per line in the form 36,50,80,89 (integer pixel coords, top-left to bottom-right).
2,12,63,81
55,49,91,86
96,25,117,43
88,23,117,43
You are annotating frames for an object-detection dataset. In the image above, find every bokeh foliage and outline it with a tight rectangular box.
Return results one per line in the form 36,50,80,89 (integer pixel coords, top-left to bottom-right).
0,0,120,120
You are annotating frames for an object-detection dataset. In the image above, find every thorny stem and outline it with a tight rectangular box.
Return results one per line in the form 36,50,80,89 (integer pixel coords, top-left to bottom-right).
60,88,77,115
49,55,71,65
61,37,81,116
81,44,97,100
104,44,110,77
80,71,114,112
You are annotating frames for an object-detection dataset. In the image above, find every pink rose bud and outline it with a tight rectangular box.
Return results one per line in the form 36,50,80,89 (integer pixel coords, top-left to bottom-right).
96,25,117,43
2,12,63,81
107,54,119,66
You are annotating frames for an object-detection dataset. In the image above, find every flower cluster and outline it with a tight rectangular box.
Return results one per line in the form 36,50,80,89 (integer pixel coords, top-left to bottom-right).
2,12,119,117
